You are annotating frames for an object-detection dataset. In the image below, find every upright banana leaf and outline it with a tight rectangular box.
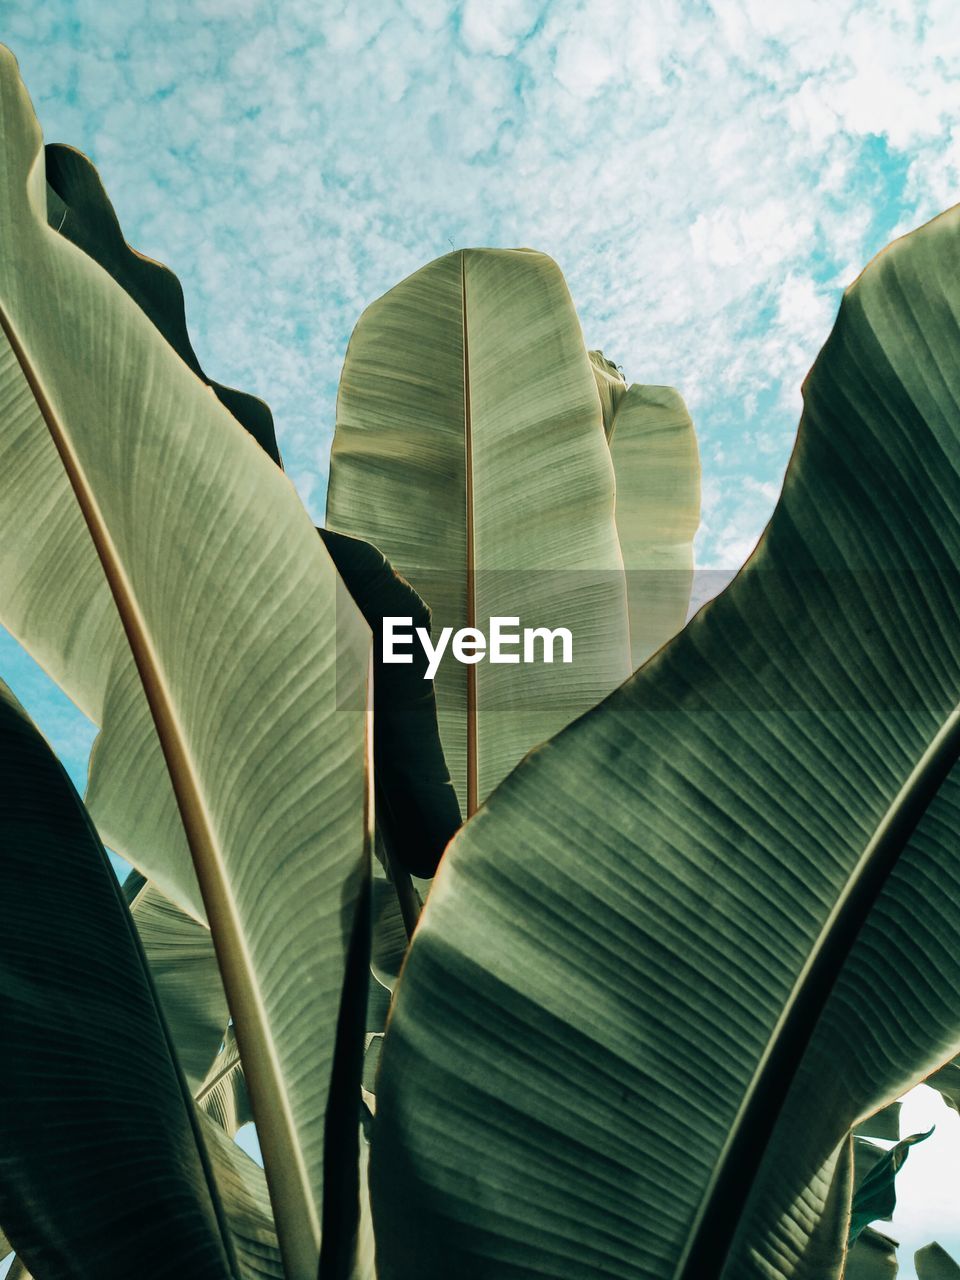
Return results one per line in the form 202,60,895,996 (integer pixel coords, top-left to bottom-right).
326,248,631,813
0,680,234,1279
847,1230,900,1279
916,1243,960,1278
588,352,701,668
0,50,371,1280
370,203,960,1279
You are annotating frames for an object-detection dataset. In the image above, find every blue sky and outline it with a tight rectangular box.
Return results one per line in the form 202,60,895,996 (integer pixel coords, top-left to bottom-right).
3,1,960,1276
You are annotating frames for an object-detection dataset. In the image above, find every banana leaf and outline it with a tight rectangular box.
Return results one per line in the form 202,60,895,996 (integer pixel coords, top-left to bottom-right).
0,50,371,1279
43,143,279,463
916,1243,960,1279
370,203,960,1279
0,679,234,1279
326,248,632,814
124,871,229,1090
587,353,700,669
847,1230,900,1279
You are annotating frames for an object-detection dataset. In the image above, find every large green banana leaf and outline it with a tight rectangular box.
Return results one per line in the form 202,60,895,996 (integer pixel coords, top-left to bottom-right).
0,679,234,1279
720,757,960,1278
42,133,459,881
588,353,701,668
326,248,632,814
370,204,960,1278
0,50,371,1279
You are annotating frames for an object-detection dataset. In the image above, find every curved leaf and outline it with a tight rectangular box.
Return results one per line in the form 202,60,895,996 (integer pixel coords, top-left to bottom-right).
327,248,631,814
0,680,234,1279
849,1130,932,1245
43,143,280,464
370,203,960,1279
0,51,371,1279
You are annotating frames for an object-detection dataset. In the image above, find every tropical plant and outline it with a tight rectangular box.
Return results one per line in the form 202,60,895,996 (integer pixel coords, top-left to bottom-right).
2,38,960,1280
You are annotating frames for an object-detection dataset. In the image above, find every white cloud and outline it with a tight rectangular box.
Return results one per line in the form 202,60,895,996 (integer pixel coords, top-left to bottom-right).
9,0,959,576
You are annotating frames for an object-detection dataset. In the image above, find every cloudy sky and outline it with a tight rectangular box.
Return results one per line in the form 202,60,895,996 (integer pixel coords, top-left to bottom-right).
3,1,960,1276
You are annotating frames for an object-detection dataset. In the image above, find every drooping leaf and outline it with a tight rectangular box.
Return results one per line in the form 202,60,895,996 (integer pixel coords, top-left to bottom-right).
318,527,460,877
916,1242,960,1279
849,1130,932,1245
43,142,280,464
0,679,234,1279
326,248,632,814
370,203,960,1280
847,1229,900,1279
0,51,371,1279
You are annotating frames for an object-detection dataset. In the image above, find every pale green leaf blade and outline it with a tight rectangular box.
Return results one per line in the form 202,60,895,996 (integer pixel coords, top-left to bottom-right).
327,248,631,813
916,1242,960,1279
847,1230,900,1279
607,383,701,667
855,1103,902,1143
370,203,960,1279
587,348,627,437
0,52,371,1279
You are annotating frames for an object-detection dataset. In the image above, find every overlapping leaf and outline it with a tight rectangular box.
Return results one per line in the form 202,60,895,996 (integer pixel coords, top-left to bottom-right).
370,204,960,1279
0,680,234,1279
0,50,371,1279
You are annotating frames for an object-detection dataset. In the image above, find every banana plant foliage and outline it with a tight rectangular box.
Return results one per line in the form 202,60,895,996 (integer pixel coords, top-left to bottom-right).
0,680,235,1279
588,350,701,669
0,50,372,1280
369,204,960,1279
326,248,640,815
